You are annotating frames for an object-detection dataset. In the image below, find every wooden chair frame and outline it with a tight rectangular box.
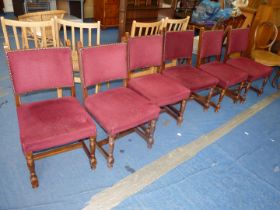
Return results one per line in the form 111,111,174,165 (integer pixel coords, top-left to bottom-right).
55,17,101,84
196,29,246,112
163,16,190,32
130,19,164,37
6,48,96,188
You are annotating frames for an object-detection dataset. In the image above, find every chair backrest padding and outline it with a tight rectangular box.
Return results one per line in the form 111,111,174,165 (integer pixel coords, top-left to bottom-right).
199,30,224,58
80,43,127,87
7,48,73,94
227,28,250,54
164,31,194,61
128,35,163,70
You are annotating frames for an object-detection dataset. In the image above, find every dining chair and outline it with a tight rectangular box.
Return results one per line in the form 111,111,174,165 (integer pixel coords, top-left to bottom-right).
127,35,190,125
6,48,97,188
162,30,219,111
196,29,248,111
78,43,160,168
225,27,273,97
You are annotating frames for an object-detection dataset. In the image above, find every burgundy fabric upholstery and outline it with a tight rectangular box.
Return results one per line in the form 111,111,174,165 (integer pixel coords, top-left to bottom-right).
128,35,163,70
199,61,248,88
200,30,224,58
128,74,190,106
17,97,96,153
226,57,272,81
80,43,127,87
7,48,73,94
164,31,194,61
163,65,219,92
227,28,250,54
85,87,160,135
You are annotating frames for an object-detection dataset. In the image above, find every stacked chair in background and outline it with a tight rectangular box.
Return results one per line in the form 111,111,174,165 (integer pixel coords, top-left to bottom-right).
4,15,274,188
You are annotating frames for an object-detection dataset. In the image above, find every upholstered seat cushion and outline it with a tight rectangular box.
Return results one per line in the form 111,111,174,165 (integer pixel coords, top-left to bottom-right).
128,74,190,107
199,62,248,88
226,57,272,81
163,65,219,92
85,87,160,135
17,97,96,153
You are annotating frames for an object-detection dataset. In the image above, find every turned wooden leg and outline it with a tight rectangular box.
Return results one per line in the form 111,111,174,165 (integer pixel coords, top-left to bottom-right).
89,136,97,169
236,81,245,103
147,120,156,149
243,81,251,102
177,99,187,126
107,136,115,168
215,89,226,112
205,87,214,111
259,77,268,96
25,152,38,188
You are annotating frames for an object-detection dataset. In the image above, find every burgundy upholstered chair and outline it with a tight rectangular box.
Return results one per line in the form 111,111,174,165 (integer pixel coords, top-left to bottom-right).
197,30,248,111
162,31,219,111
127,35,190,125
225,27,272,97
6,48,97,188
78,43,160,168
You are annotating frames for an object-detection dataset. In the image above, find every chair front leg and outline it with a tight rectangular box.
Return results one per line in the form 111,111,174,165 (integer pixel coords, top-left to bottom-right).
177,99,187,126
216,88,226,112
205,87,215,111
107,136,115,168
259,77,268,96
147,120,157,149
243,81,252,101
237,81,245,103
25,152,39,188
89,136,97,169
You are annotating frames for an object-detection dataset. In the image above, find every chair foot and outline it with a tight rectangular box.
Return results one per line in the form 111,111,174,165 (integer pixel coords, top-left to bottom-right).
107,136,115,168
89,136,97,170
25,152,39,188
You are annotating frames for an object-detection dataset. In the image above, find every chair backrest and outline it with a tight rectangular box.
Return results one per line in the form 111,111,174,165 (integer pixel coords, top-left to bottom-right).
55,17,100,50
253,21,278,52
18,10,66,21
196,29,224,66
163,16,190,32
1,17,56,50
128,35,163,72
79,43,127,93
226,27,250,56
130,19,164,37
164,30,194,63
6,48,74,103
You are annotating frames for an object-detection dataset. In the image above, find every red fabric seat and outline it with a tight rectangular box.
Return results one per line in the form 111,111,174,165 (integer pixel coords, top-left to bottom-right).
163,65,219,92
85,87,160,135
199,61,248,89
128,73,190,107
18,97,96,153
226,57,272,81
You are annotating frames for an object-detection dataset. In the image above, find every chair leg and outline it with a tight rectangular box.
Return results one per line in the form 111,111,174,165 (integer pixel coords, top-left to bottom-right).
147,120,156,149
205,87,215,111
25,152,38,188
107,136,115,168
236,81,245,103
215,88,226,112
243,81,252,101
89,136,97,169
272,71,280,88
177,99,187,126
259,77,268,96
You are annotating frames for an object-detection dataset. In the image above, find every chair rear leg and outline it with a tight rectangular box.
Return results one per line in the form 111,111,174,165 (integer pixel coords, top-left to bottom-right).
147,120,156,149
177,99,187,126
215,88,226,112
89,136,97,169
25,152,38,188
107,136,115,168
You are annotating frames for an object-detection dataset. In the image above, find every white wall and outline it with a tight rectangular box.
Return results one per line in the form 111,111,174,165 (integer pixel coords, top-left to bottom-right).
3,0,14,12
